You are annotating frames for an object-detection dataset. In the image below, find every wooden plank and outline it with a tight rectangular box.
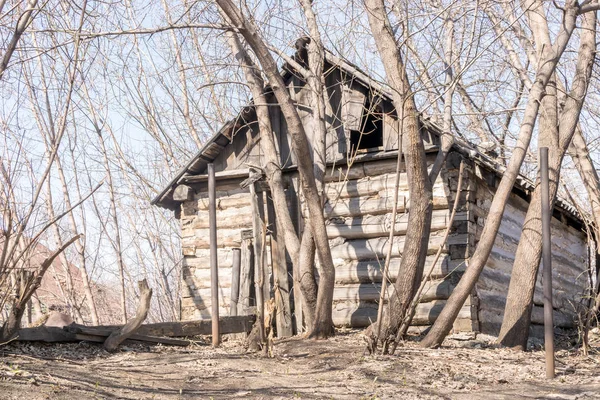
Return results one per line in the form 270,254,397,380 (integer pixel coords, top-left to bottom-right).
15,326,77,342
230,248,241,317
238,235,254,315
267,194,292,338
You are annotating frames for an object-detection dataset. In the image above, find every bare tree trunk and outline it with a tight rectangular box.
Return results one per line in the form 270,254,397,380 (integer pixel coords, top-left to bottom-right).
217,0,336,338
498,7,596,349
104,279,152,352
421,2,580,348
364,0,433,350
221,19,308,330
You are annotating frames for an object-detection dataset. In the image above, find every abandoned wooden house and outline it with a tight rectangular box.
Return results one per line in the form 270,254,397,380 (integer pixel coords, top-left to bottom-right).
152,51,591,338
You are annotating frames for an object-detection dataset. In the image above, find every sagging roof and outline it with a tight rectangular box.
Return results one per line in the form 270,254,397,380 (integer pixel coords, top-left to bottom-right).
151,50,584,228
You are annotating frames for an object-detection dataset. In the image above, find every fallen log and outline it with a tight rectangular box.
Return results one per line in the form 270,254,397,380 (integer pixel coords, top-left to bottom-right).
10,315,256,346
14,326,77,342
13,326,190,346
66,315,256,337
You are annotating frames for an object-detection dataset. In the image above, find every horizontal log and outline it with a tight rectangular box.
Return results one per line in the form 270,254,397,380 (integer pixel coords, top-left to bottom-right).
325,173,407,199
326,210,467,240
324,194,449,219
477,294,576,328
332,279,453,303
329,233,468,261
334,254,451,284
332,300,472,327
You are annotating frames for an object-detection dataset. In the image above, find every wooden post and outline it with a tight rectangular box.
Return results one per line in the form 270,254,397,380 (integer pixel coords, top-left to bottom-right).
250,183,265,342
239,231,254,315
208,163,220,347
540,147,555,379
267,193,293,337
230,248,241,317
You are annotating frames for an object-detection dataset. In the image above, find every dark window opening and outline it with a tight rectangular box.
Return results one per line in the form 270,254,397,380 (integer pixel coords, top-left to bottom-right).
350,102,383,152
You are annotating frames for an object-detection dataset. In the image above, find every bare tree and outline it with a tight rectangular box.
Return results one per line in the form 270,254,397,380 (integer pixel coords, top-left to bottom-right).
217,0,336,338
364,0,433,351
422,1,582,348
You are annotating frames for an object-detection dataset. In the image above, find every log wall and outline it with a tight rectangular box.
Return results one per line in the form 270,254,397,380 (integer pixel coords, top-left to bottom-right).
304,152,475,331
178,151,589,338
180,185,262,320
473,172,589,336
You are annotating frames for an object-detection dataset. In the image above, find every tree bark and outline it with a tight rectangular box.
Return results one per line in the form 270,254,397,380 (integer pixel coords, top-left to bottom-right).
498,7,596,349
217,0,336,338
421,2,580,348
364,0,433,350
104,279,152,352
222,20,308,331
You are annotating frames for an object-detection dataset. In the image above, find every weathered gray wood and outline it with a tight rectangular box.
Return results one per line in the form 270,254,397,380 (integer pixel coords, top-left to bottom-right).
208,163,221,347
267,194,293,337
329,234,469,261
238,234,254,315
332,279,453,303
250,183,266,339
341,84,366,131
68,327,191,346
173,185,194,201
326,210,466,240
104,279,153,352
331,300,473,327
65,315,256,338
15,326,77,342
334,254,451,284
230,248,241,316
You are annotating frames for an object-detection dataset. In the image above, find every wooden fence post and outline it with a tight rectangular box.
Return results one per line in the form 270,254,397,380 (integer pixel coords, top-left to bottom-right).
208,163,220,347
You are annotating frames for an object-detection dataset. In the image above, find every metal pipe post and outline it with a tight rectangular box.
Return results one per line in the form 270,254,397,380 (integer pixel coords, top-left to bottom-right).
208,163,221,346
540,147,555,379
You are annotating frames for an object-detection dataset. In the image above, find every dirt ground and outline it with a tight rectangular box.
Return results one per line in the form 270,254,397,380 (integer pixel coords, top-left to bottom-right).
1,329,600,400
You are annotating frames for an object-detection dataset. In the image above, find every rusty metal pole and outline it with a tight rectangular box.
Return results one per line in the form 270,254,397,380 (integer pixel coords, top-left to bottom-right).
208,163,221,347
540,147,555,379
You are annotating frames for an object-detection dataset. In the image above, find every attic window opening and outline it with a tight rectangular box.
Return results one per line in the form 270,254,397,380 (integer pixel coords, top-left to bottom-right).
350,102,383,152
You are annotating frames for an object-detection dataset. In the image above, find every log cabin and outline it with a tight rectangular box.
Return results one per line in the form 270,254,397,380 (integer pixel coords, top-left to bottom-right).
152,48,591,338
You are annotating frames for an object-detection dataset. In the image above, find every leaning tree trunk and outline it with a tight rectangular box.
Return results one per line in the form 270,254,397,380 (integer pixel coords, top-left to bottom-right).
498,8,596,349
217,0,336,338
421,3,580,348
364,0,433,349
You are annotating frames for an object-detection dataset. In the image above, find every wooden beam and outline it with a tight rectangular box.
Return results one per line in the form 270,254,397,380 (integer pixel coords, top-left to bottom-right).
230,248,241,316
173,185,194,201
63,315,256,338
238,232,254,315
267,194,292,338
208,163,220,347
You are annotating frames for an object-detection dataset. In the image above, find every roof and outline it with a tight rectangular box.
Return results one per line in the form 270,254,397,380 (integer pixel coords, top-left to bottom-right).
151,50,585,228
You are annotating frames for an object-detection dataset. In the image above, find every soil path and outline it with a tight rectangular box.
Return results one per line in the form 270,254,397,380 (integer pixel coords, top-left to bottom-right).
1,331,599,399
